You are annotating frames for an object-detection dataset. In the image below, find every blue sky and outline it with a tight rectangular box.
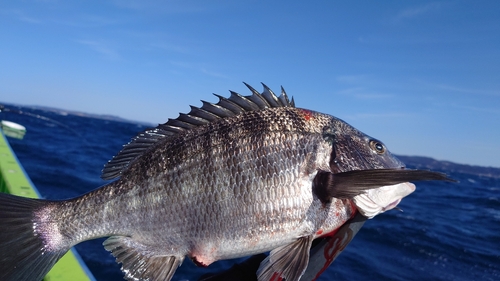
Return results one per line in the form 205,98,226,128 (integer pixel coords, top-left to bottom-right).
1,1,499,167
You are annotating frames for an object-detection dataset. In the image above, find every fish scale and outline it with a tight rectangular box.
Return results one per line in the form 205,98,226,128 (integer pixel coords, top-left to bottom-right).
0,83,453,281
50,107,345,263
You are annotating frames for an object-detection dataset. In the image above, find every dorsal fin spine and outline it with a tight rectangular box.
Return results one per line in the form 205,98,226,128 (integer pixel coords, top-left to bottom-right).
228,91,260,111
188,106,219,122
213,94,245,114
100,83,296,180
177,113,209,126
200,101,234,118
243,82,260,96
244,83,270,109
165,118,196,130
261,82,281,107
278,86,289,107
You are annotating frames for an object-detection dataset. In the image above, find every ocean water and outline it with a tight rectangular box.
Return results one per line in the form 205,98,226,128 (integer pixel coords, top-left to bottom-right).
2,105,499,281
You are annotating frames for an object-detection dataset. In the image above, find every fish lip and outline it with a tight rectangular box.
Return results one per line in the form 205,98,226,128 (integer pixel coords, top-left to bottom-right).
382,198,402,212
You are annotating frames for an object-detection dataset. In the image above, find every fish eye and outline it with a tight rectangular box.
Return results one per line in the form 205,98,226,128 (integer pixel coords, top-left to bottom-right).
369,139,386,154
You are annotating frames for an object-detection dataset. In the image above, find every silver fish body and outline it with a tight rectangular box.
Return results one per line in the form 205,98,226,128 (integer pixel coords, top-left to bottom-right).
0,83,452,281
48,107,357,263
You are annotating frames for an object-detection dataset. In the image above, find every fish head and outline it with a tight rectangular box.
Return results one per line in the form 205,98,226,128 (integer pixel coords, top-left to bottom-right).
352,182,416,218
325,117,405,173
324,117,417,218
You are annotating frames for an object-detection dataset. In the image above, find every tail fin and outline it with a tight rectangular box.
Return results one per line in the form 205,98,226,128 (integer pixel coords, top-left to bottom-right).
0,193,67,281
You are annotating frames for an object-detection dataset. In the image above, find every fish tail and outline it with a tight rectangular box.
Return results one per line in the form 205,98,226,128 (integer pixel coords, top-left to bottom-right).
0,193,68,281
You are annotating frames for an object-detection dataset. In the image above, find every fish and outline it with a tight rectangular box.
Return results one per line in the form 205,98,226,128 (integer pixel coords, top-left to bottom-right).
0,83,453,281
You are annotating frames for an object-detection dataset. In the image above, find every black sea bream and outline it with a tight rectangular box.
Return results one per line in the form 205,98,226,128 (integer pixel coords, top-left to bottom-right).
0,83,451,281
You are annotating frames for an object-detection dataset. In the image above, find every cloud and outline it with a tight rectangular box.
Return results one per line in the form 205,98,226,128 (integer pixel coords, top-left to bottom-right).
450,104,500,115
170,61,228,78
343,112,408,121
110,0,214,14
150,43,190,54
335,75,395,100
80,14,121,26
353,93,394,99
335,74,371,84
200,68,227,79
75,40,121,60
394,2,441,21
19,16,41,24
436,84,500,97
1,8,42,24
337,88,394,100
53,14,121,28
336,87,366,94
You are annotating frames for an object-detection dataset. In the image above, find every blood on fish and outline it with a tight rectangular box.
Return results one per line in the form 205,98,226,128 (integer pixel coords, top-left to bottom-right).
270,272,284,281
311,230,348,280
299,109,313,121
191,256,209,267
312,206,359,280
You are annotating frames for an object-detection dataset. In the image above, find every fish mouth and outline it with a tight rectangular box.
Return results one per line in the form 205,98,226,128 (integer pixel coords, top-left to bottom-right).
381,198,402,212
352,182,416,218
381,182,416,210
329,166,450,218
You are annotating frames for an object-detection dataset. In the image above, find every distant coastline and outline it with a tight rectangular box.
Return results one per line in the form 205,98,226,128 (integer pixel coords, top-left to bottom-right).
0,102,154,127
29,105,153,125
2,102,499,172
397,155,500,178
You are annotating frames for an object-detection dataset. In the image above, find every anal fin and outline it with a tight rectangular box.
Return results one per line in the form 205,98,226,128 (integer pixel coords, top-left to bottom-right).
103,236,183,281
257,235,314,281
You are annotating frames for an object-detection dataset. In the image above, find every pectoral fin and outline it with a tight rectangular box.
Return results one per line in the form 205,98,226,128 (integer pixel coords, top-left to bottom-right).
256,235,314,281
313,169,454,204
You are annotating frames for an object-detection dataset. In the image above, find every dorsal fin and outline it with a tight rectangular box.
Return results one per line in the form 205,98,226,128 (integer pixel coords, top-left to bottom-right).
101,82,295,180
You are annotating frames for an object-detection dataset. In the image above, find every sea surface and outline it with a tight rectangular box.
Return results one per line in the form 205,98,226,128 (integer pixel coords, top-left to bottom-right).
2,105,499,281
